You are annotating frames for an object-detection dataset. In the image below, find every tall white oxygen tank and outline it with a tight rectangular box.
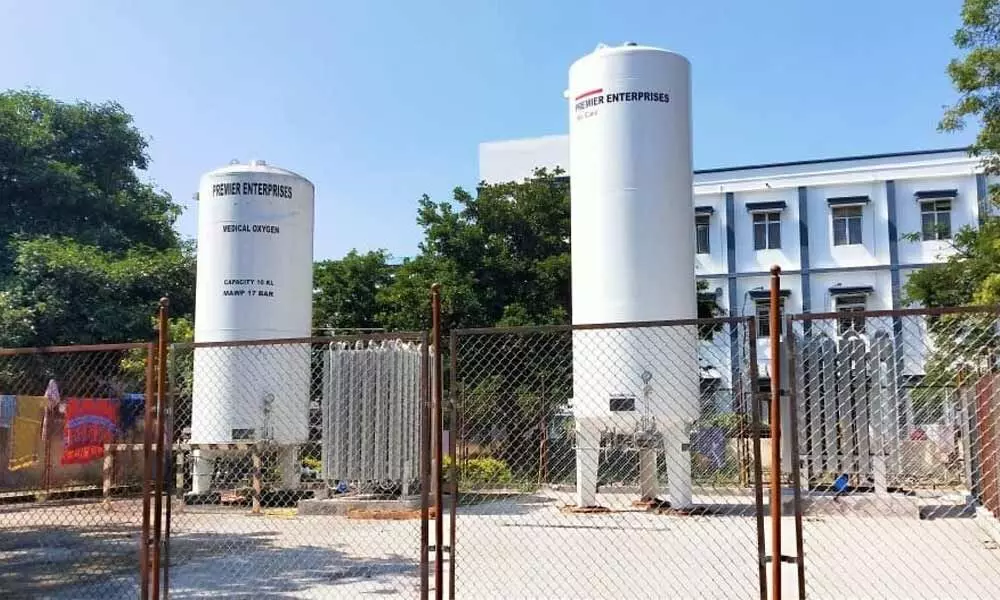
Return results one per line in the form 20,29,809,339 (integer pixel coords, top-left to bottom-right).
190,160,315,447
567,42,699,508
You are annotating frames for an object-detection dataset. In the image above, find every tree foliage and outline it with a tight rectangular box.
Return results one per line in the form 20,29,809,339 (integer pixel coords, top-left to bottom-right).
352,167,721,333
905,0,1000,309
901,1,1000,421
939,0,1000,176
313,249,395,332
309,168,725,481
0,90,193,347
377,169,573,331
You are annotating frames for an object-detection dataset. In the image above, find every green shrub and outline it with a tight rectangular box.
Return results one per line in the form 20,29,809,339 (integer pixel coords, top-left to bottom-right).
697,412,751,436
443,455,513,487
301,457,322,472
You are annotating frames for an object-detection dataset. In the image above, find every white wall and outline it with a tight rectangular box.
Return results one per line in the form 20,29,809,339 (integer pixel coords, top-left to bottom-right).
807,270,893,314
895,175,979,266
898,268,920,308
694,193,728,276
478,135,988,381
896,267,930,375
477,135,975,187
805,181,889,270
735,274,801,376
733,189,801,274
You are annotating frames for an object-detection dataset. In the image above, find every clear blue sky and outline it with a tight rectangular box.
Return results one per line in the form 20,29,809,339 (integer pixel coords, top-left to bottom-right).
1,0,975,261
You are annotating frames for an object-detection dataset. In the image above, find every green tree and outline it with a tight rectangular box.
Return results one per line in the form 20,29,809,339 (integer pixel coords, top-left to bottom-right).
313,249,395,332
940,0,1000,180
905,0,1000,308
377,167,723,332
900,1,1000,431
0,90,193,347
369,168,725,484
379,169,571,331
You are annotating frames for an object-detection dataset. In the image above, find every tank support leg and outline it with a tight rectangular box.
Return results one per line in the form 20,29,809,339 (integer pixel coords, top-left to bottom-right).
191,449,215,495
278,445,300,489
638,448,659,501
665,424,693,509
575,421,601,508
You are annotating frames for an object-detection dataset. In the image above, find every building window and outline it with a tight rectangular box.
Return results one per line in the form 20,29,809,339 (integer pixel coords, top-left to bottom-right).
695,215,710,254
921,199,952,241
753,212,781,250
832,205,863,246
835,294,866,335
755,299,785,338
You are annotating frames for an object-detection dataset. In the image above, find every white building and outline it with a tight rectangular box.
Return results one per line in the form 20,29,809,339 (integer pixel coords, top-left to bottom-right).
479,137,994,396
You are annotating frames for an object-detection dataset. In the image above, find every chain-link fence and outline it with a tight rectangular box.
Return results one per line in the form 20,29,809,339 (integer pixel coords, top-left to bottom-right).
0,343,152,599
162,332,432,599
449,317,767,599
0,331,435,600
6,300,1000,599
787,307,1000,599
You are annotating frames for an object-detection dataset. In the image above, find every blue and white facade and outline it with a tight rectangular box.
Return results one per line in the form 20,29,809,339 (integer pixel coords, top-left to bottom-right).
479,138,994,393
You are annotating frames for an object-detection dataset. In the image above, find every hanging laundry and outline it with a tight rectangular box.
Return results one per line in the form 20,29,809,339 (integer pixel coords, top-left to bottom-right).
9,396,47,471
61,397,119,465
0,395,15,429
119,393,145,433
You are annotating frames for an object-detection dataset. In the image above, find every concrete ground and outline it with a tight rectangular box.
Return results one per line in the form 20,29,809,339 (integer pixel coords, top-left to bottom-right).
1,488,999,599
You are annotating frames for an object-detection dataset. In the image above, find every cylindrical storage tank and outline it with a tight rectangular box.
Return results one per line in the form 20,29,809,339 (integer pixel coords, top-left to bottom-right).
190,160,315,446
567,43,699,507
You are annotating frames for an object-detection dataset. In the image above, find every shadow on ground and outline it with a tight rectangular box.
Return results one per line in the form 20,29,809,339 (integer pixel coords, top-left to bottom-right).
0,512,418,599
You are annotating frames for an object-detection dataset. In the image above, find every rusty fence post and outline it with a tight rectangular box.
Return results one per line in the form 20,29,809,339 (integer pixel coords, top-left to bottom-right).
768,266,783,600
430,284,444,600
151,298,170,600
141,341,156,600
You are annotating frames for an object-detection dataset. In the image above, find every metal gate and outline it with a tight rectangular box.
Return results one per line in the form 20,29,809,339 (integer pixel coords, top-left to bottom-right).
448,316,767,599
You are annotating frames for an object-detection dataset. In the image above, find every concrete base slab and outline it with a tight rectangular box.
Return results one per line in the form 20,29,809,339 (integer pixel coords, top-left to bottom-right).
183,491,221,506
975,506,1000,547
297,494,421,516
799,493,919,518
559,504,612,514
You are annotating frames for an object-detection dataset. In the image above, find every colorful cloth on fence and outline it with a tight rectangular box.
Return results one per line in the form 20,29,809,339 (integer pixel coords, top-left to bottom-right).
119,393,145,432
61,397,119,465
0,395,15,428
9,396,47,471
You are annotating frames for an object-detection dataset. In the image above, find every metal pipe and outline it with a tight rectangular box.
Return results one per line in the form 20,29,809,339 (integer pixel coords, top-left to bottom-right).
168,330,426,351
784,320,807,599
768,265,782,600
419,332,431,600
448,332,458,600
0,341,149,356
151,298,170,599
431,283,444,600
789,303,997,322
747,317,767,600
452,315,744,337
140,342,155,600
